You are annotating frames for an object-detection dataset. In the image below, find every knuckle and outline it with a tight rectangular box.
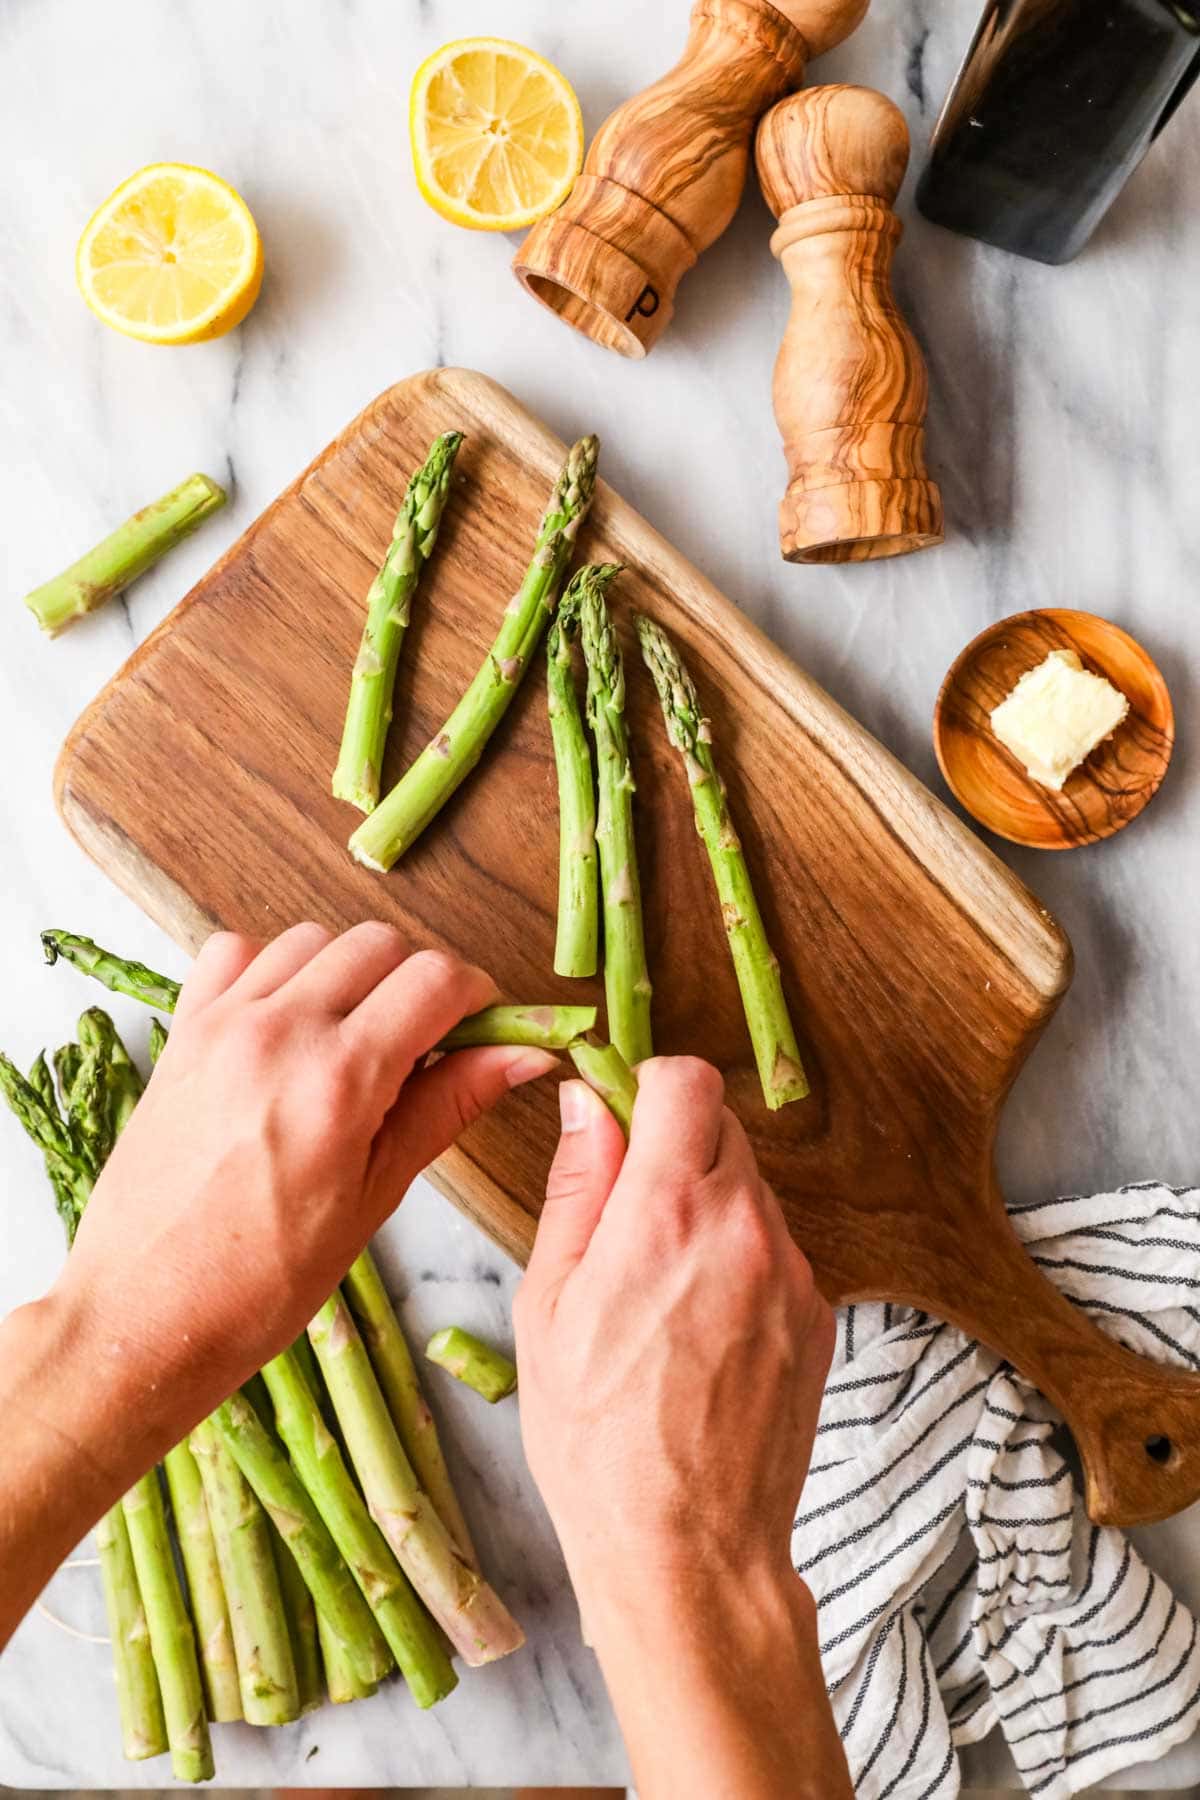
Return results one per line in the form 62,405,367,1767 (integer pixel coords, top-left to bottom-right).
727,1201,776,1276
346,918,406,954
408,946,467,988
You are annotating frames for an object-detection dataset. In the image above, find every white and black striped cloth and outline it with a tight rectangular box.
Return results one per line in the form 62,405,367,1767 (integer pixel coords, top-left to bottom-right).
797,1182,1200,1799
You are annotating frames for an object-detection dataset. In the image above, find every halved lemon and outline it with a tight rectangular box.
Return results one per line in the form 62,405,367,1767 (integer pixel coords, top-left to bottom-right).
411,38,584,232
76,163,263,345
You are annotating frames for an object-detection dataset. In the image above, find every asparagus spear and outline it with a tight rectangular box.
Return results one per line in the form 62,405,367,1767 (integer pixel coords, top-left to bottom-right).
260,1346,454,1709
425,1328,517,1404
437,1002,595,1052
348,434,600,872
188,1418,299,1726
0,1051,95,1233
333,431,464,814
636,616,809,1110
568,1034,639,1139
94,1501,168,1761
579,569,653,1065
162,1442,242,1723
121,1473,214,1782
27,1050,57,1113
270,1525,323,1715
24,474,226,637
42,930,182,1012
318,1608,377,1704
308,1292,524,1666
212,1386,392,1692
342,1248,477,1568
547,573,599,977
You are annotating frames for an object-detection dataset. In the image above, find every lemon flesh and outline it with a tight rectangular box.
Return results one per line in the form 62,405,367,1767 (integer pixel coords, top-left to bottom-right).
411,38,584,232
77,164,263,345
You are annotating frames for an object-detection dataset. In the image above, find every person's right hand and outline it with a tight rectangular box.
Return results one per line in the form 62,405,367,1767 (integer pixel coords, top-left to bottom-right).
515,1057,847,1799
517,1055,834,1595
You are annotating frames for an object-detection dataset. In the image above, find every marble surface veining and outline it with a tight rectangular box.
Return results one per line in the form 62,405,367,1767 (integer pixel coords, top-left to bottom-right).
1,0,1198,1788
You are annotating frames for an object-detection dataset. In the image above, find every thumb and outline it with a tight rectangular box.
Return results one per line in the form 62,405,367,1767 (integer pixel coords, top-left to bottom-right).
365,1044,559,1222
525,1079,627,1300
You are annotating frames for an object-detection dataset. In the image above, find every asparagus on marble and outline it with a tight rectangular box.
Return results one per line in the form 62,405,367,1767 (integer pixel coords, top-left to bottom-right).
94,1500,168,1762
341,1248,477,1567
547,572,599,977
333,431,464,814
42,930,182,1012
348,434,600,872
162,1442,243,1723
318,1608,377,1704
188,1417,299,1727
260,1345,454,1708
271,1525,323,1715
579,568,653,1066
24,475,226,637
40,931,482,1573
1,1030,212,1777
568,1034,639,1139
308,1292,524,1667
425,1328,517,1404
437,1002,595,1052
636,615,808,1110
121,1472,214,1782
212,1384,392,1693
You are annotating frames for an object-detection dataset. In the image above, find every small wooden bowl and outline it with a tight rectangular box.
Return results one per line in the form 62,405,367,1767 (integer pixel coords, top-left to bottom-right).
934,608,1174,850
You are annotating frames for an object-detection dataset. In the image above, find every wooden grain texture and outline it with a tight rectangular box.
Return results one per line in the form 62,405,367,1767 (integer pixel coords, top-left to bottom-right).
934,608,1175,849
757,85,943,563
56,369,1200,1527
512,0,868,358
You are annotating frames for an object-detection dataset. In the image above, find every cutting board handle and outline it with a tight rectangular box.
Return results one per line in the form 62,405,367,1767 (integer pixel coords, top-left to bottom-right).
964,1176,1200,1527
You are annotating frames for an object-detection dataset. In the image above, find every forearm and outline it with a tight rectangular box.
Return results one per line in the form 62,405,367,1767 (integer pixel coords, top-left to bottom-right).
584,1558,850,1800
0,1294,159,1649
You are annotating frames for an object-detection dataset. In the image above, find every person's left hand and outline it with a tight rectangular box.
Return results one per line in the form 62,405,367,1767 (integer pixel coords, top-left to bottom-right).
57,920,556,1455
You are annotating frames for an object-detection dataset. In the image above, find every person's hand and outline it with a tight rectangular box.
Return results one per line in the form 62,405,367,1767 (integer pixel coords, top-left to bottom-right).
514,1056,846,1800
57,921,557,1454
517,1055,833,1592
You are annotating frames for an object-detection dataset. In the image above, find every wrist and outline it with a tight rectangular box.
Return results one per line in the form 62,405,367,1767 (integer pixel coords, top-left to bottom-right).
582,1546,816,1667
7,1283,164,1499
581,1551,842,1800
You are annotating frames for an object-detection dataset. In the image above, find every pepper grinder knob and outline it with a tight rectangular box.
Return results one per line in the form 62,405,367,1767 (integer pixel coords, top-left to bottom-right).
756,85,944,563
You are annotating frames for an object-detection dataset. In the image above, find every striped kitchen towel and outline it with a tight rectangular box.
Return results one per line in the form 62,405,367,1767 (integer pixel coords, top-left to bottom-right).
797,1182,1200,1799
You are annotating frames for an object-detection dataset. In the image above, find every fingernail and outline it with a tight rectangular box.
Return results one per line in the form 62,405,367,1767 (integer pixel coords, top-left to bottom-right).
559,1078,594,1132
505,1048,560,1090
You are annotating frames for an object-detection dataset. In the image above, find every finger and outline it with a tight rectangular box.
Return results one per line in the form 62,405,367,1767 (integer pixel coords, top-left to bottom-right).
364,1044,558,1221
525,1080,628,1301
174,931,261,1021
225,921,336,1002
623,1056,726,1185
340,948,499,1077
279,920,411,1015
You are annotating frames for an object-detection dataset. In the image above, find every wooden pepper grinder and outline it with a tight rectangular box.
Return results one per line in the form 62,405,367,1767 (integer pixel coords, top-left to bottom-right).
757,85,944,563
512,0,869,360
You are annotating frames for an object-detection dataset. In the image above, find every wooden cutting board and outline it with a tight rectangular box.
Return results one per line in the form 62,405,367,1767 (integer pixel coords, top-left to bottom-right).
57,368,1200,1527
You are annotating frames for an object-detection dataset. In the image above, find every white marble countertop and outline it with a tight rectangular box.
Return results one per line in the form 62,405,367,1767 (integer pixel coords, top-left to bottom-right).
1,0,1198,1789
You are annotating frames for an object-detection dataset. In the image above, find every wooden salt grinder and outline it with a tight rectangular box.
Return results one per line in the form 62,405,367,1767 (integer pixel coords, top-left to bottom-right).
757,85,944,563
512,0,869,359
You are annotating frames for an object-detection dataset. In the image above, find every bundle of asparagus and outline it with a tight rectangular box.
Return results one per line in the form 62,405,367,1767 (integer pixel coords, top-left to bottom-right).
2,934,545,1778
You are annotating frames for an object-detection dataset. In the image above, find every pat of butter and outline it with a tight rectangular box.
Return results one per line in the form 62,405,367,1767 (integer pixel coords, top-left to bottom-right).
990,649,1129,790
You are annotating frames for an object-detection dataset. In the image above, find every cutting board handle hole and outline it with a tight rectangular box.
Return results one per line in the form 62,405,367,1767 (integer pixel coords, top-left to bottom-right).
1145,1433,1177,1467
